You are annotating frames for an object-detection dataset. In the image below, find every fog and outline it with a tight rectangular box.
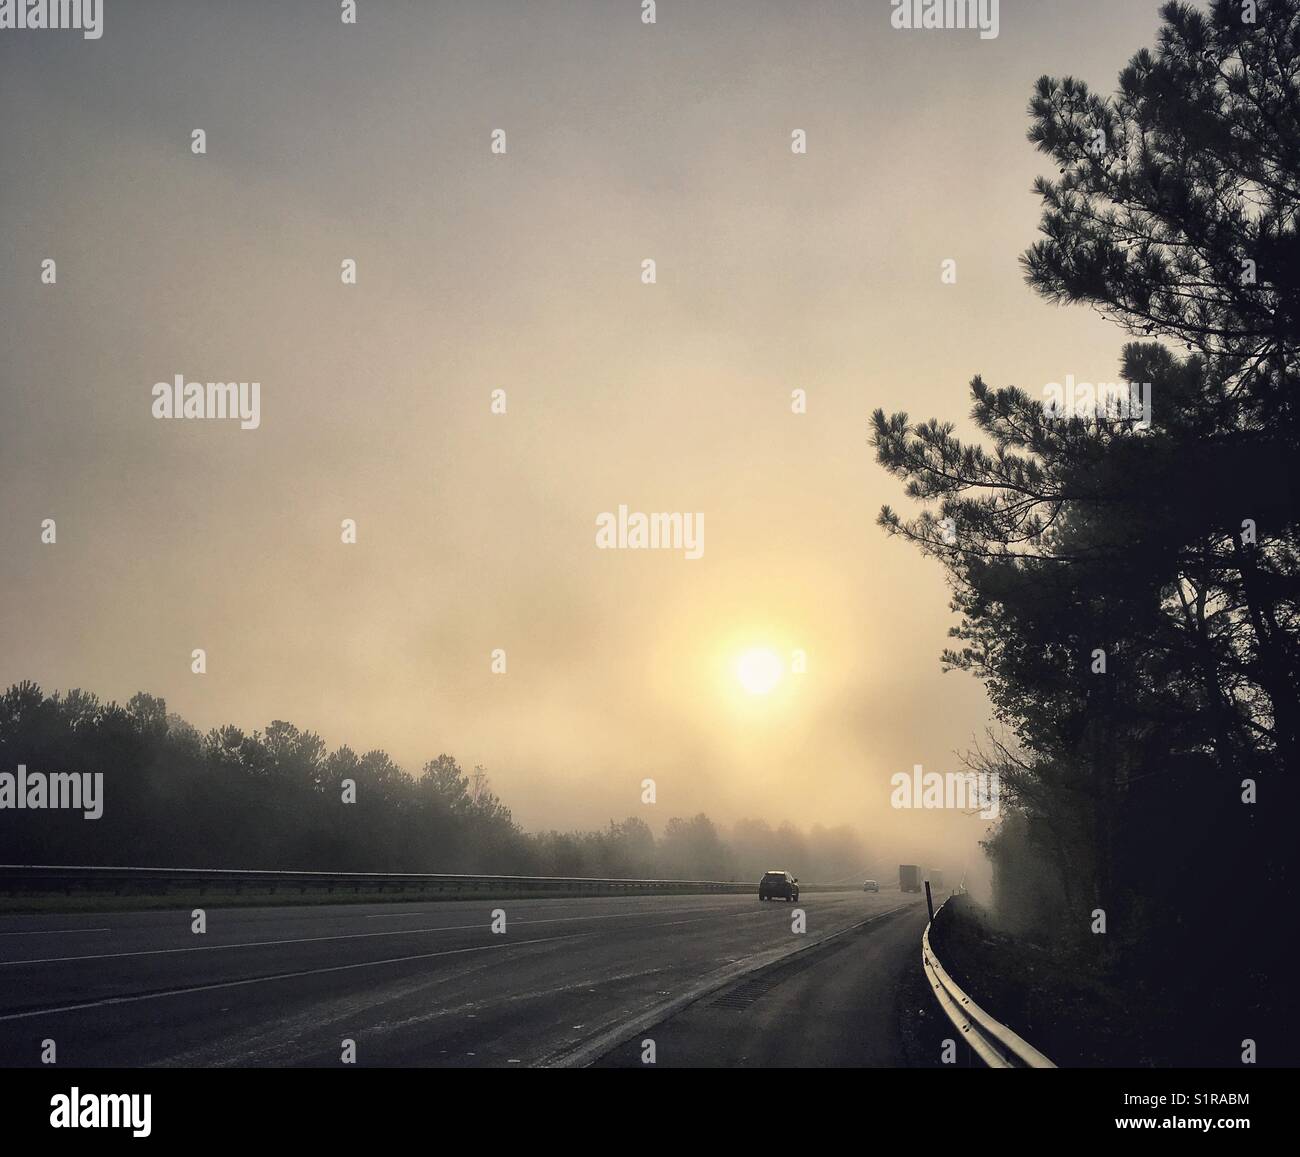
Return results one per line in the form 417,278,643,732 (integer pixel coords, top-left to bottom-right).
1,1,1170,884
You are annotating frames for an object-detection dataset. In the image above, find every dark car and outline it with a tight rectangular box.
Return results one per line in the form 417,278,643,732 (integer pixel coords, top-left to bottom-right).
862,879,880,893
758,869,800,902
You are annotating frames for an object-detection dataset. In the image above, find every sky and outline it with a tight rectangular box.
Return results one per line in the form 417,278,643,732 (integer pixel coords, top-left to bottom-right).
0,1,1178,878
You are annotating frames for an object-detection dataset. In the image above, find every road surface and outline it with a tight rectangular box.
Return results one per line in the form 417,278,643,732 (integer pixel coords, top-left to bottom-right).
0,890,926,1067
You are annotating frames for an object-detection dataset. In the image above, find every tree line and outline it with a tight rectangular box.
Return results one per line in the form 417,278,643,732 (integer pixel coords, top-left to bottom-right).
0,681,866,883
873,0,1297,1016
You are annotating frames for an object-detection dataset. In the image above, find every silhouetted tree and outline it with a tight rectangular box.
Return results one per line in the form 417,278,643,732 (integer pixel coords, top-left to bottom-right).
0,682,848,884
873,0,1297,1002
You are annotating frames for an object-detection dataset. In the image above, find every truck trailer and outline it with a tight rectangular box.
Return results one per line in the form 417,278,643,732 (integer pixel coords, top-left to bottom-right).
899,864,921,893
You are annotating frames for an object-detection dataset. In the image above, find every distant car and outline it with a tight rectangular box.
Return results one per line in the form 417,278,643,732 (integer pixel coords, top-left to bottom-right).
759,870,800,902
862,879,880,892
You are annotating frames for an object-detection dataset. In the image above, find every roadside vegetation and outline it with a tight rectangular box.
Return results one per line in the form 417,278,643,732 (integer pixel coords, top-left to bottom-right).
875,0,1297,1062
0,681,867,886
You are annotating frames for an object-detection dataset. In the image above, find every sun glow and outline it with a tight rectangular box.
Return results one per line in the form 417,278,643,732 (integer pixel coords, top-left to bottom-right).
736,647,783,695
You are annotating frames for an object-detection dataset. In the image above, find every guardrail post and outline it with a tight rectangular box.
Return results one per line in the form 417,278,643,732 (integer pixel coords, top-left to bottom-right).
924,880,934,923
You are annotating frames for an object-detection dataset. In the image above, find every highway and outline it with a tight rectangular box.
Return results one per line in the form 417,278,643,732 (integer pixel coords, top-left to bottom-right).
0,890,927,1067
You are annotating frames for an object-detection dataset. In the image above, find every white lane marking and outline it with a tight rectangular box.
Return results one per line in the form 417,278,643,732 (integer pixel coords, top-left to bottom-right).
363,900,744,922
0,932,591,1023
0,900,768,966
0,922,495,968
0,927,111,937
506,904,755,929
540,902,920,1068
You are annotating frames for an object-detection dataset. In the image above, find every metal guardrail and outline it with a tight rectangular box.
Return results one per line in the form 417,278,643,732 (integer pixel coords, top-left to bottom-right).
0,864,847,899
921,899,1057,1069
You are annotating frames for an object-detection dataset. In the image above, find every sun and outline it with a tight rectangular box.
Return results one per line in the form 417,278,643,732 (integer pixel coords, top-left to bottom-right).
736,648,784,695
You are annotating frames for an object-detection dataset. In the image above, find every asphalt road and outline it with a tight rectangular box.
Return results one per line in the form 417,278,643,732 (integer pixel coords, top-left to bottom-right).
596,900,931,1066
0,890,926,1067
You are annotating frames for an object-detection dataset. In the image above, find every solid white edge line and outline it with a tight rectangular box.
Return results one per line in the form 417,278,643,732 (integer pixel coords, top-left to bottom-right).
539,900,921,1068
0,932,593,1023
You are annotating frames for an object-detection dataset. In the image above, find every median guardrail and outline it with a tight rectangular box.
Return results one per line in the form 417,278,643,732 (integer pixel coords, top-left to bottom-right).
0,864,849,900
921,899,1057,1069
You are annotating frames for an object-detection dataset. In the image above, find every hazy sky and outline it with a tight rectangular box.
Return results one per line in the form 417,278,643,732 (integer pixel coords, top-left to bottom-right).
1,1,1175,873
